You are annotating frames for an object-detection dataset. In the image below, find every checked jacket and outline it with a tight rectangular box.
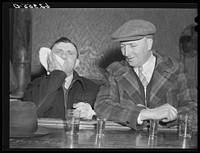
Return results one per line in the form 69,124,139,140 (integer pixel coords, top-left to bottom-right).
94,51,197,130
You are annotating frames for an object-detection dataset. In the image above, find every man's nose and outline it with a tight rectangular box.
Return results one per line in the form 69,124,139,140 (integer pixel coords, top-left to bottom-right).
124,45,132,56
60,52,67,59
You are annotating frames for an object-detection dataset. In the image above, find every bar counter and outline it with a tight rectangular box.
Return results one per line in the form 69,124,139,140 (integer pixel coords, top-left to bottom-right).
9,118,197,149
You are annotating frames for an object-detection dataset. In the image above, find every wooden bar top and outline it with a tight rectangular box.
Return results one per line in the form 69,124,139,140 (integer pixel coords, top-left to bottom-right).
9,118,197,149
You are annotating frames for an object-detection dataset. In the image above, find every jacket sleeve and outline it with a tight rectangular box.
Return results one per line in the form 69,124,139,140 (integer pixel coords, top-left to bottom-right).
94,66,147,130
23,70,66,115
88,81,100,109
162,61,197,129
175,63,197,128
78,78,100,109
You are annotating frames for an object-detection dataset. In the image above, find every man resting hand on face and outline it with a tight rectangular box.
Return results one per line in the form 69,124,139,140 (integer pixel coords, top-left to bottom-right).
23,37,100,120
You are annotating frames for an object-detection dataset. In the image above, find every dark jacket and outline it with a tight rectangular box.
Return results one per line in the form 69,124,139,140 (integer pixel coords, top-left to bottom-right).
94,51,197,130
23,70,100,119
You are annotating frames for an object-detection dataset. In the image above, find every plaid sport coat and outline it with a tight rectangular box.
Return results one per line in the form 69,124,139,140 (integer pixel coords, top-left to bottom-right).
94,51,197,130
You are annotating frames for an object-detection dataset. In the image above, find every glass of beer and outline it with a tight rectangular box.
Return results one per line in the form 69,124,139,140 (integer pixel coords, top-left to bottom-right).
65,109,81,136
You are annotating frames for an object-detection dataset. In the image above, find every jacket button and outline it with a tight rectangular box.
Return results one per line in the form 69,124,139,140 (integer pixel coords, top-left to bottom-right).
126,121,129,124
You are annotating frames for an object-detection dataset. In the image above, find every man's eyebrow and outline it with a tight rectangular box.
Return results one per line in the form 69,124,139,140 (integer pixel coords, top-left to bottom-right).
65,50,76,53
55,49,74,52
54,49,63,51
121,42,137,46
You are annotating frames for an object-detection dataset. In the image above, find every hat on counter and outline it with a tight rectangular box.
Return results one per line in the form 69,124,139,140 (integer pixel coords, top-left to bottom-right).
112,19,156,42
10,100,50,138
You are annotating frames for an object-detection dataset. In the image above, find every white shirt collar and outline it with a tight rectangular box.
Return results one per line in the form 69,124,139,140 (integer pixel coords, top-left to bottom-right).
134,52,156,83
64,74,73,89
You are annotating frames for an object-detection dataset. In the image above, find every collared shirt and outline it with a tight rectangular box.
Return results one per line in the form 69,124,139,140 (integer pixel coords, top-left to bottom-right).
133,52,156,84
64,74,73,89
135,52,156,124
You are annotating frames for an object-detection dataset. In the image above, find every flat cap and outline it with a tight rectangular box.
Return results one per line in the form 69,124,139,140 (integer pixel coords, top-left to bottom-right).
112,19,156,42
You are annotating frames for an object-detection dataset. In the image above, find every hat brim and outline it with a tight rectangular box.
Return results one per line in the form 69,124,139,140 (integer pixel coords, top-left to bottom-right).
112,35,145,42
10,126,50,138
112,34,155,42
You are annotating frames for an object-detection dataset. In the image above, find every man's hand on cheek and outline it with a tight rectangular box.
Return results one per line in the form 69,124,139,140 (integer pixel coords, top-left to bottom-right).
47,52,63,72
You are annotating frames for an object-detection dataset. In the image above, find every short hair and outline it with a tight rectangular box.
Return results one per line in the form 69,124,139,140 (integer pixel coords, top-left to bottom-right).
50,37,79,58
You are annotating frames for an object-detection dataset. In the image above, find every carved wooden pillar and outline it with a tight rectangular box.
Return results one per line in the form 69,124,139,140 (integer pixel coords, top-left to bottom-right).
11,9,32,98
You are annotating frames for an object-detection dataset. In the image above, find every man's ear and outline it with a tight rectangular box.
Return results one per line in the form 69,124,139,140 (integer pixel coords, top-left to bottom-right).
75,59,80,68
147,38,153,51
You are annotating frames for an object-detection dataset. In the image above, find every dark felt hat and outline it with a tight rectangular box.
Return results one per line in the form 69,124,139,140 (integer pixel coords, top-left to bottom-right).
112,19,156,42
10,100,50,138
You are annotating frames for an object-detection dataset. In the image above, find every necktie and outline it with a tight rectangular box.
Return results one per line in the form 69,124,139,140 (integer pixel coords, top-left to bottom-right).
138,66,148,106
62,82,67,109
138,66,148,87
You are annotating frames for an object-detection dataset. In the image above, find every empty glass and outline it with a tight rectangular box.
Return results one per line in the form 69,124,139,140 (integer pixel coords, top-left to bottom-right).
96,116,107,136
178,113,192,139
65,109,81,136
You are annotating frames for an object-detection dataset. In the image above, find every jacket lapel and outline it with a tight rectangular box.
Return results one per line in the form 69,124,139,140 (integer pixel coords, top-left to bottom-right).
114,61,145,106
149,53,176,108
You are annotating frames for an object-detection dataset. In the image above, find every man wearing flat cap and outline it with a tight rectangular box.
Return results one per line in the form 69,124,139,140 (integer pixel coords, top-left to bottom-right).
94,19,197,130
